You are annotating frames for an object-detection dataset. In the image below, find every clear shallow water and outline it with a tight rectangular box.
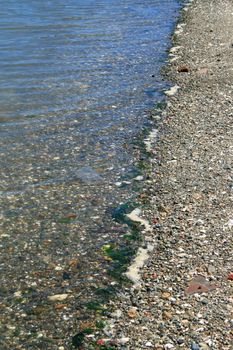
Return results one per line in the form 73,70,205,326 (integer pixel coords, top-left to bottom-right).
0,1,181,347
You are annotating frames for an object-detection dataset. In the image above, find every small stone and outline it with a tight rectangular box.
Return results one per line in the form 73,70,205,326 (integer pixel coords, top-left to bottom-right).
162,292,171,299
118,337,130,345
192,192,204,200
127,307,138,318
48,294,68,302
135,175,144,181
55,266,63,271
63,271,71,280
165,343,174,349
96,339,105,346
197,68,209,75
111,309,122,318
69,259,79,268
185,275,218,294
177,64,189,73
145,341,153,347
207,265,216,275
55,303,67,310
163,311,173,320
191,343,200,350
177,338,184,345
182,319,189,326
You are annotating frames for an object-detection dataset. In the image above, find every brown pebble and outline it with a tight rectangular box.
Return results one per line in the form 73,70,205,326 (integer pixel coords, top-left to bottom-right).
177,64,189,72
182,319,190,326
127,307,138,318
55,304,68,310
68,259,79,268
192,192,204,200
79,322,95,331
162,292,171,299
66,213,77,219
163,311,173,320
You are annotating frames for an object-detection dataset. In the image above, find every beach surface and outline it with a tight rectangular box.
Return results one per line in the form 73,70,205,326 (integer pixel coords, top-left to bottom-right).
99,0,233,349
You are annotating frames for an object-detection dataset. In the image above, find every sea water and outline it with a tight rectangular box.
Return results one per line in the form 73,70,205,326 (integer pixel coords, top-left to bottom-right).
0,0,180,346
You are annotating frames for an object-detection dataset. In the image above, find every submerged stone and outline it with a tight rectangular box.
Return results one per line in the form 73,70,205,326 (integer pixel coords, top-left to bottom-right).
75,166,103,183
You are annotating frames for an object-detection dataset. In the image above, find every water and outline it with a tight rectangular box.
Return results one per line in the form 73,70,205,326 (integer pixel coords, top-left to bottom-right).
0,0,181,348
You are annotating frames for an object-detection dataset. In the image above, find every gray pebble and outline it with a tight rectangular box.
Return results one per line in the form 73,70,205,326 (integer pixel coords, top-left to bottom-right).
191,343,200,350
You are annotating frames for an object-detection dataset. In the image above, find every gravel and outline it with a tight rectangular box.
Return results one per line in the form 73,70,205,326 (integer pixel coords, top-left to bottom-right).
93,0,233,349
1,0,232,349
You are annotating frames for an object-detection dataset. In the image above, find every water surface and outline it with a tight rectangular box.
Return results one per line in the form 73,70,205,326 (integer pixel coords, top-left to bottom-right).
0,0,180,348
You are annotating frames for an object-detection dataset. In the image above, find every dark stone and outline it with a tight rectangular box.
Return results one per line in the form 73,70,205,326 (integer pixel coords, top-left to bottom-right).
63,271,71,280
177,64,189,73
72,332,85,348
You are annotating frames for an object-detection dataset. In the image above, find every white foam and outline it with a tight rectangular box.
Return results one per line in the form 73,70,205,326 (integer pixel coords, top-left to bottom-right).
126,208,151,232
165,85,180,96
125,247,150,285
144,128,158,152
125,208,153,286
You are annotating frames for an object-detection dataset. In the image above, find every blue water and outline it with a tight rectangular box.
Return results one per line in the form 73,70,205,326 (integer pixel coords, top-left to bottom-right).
0,0,181,226
0,1,181,347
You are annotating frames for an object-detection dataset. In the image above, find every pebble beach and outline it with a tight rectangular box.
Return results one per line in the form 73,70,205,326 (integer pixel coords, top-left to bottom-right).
94,0,233,349
0,0,232,349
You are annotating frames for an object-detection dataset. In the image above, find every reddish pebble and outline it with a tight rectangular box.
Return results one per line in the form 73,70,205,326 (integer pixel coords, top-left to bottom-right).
227,273,233,281
66,213,77,219
185,275,218,295
96,339,105,345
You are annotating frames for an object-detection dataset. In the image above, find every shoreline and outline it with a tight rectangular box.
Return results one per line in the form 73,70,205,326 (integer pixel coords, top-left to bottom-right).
92,0,233,348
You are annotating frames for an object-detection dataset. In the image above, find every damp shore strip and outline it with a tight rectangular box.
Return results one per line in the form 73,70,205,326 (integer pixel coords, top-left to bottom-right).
90,0,233,348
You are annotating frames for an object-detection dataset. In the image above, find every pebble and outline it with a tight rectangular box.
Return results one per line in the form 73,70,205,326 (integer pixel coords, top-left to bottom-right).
145,341,153,347
127,307,138,318
199,343,209,350
111,309,122,318
191,343,200,350
47,294,68,302
118,337,130,345
177,338,184,345
163,311,173,320
162,292,171,299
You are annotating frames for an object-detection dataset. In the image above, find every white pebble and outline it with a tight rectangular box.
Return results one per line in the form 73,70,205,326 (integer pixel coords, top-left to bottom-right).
48,294,68,301
145,341,153,347
118,337,130,345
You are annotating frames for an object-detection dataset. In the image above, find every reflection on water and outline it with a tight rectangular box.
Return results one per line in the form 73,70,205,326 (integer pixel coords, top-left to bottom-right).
0,0,180,348
0,0,179,190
